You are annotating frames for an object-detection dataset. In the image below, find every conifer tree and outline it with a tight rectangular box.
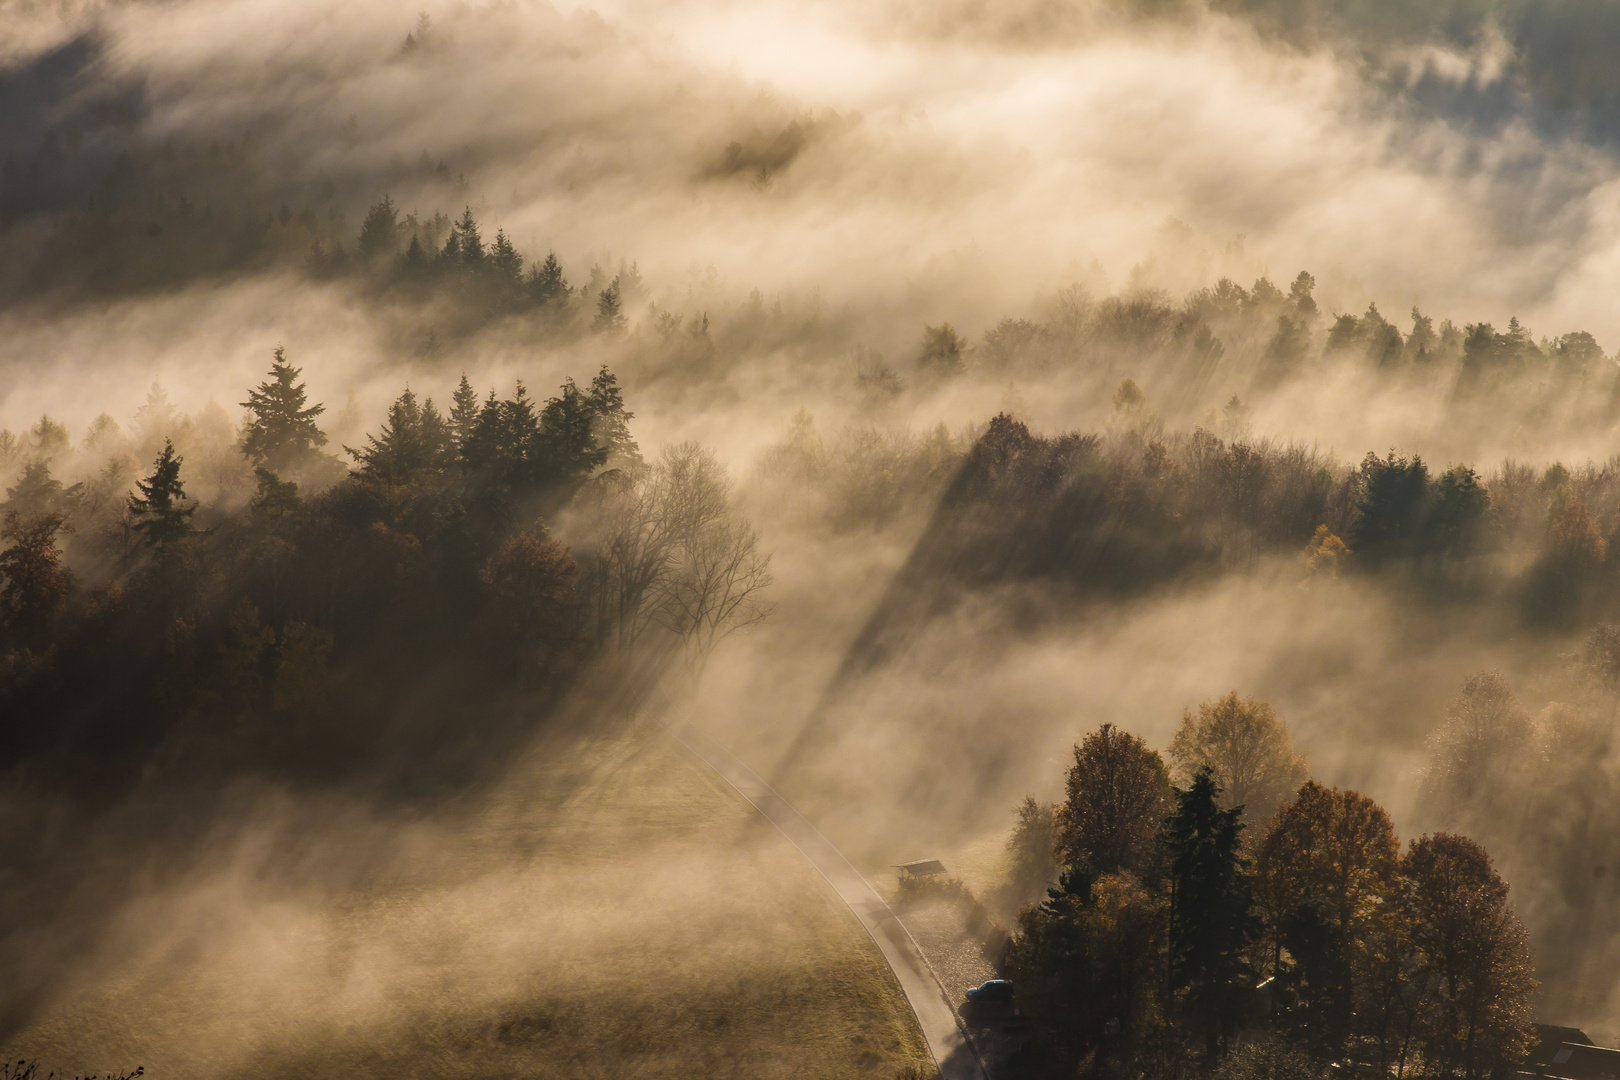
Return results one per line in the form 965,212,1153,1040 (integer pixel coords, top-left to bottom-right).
528,251,571,307
535,377,609,489
348,388,455,483
449,374,481,455
444,206,483,270
3,460,67,517
358,195,401,260
240,347,328,474
1163,767,1255,1061
592,276,625,333
399,234,427,276
585,365,640,467
129,440,197,551
489,228,523,287
250,467,302,521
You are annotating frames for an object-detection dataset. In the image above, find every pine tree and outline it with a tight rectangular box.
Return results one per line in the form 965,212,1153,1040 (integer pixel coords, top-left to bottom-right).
489,228,523,287
1163,767,1256,1061
585,364,640,467
444,206,483,270
133,382,177,449
250,467,302,521
129,440,197,551
348,389,455,483
397,234,427,278
449,374,481,455
240,347,329,474
535,377,609,489
3,460,67,516
592,276,626,334
528,251,570,307
358,195,400,261
0,510,73,638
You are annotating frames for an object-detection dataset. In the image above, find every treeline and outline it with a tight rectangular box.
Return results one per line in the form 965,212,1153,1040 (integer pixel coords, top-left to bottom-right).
956,274,1619,423
842,412,1620,680
307,199,687,348
0,349,770,793
1004,694,1535,1079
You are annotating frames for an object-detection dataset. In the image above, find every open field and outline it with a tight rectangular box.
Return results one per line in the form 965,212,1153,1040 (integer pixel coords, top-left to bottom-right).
2,727,930,1079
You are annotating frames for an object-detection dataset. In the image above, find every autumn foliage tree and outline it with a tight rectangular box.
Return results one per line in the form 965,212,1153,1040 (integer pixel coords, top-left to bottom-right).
1055,722,1171,877
1170,691,1308,819
1253,782,1401,1056
1401,834,1536,1079
1009,716,1537,1079
0,511,73,642
479,532,582,673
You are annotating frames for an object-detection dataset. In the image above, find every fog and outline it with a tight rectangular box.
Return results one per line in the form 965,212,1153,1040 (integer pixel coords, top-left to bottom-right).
6,0,1620,1073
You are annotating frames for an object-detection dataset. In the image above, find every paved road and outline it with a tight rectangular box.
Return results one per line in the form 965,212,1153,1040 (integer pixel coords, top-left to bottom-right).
668,724,988,1080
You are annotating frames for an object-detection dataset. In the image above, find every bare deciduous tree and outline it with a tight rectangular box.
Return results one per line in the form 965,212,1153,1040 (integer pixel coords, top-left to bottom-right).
658,514,773,668
574,441,771,666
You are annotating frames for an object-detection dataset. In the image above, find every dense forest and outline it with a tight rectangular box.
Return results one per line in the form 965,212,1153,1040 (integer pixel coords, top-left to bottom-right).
0,345,774,793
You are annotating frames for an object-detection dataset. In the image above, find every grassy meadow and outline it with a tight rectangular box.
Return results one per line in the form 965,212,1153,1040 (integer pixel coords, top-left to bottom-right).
3,727,931,1079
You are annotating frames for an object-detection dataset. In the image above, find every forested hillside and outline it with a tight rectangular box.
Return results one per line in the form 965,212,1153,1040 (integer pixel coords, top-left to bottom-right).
11,0,1620,1075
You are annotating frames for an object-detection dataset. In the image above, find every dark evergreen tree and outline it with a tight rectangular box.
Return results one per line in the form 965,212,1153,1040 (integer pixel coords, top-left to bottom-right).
1355,452,1430,564
1426,464,1494,559
0,510,73,640
347,388,455,484
449,374,481,455
3,460,68,517
489,228,523,287
357,195,401,260
534,378,609,490
1289,270,1318,318
585,365,639,467
442,206,483,271
528,251,570,307
250,466,301,521
463,384,538,486
1163,767,1255,1061
240,347,329,474
592,276,625,333
129,440,197,552
397,234,428,278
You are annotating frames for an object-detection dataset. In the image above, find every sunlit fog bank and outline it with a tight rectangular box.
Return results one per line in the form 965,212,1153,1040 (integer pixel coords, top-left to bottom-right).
11,0,1620,329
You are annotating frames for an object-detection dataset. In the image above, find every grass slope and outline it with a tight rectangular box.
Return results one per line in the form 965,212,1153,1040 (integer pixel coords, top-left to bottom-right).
4,727,931,1079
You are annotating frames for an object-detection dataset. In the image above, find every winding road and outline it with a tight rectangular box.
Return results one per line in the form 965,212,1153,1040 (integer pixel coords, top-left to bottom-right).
667,723,989,1080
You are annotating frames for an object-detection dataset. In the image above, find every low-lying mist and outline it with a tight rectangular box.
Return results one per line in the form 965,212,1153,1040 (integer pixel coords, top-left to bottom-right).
9,0,1620,1072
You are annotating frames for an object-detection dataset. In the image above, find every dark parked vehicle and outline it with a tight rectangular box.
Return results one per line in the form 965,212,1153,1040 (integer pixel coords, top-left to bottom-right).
965,979,1014,1002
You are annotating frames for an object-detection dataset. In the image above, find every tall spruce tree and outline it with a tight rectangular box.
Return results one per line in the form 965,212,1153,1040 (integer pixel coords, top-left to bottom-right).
357,195,401,260
592,276,625,334
528,251,570,307
1163,767,1255,1061
240,347,328,474
347,388,455,484
443,206,483,270
129,440,197,552
449,374,481,456
585,365,640,468
489,228,523,287
535,377,609,491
